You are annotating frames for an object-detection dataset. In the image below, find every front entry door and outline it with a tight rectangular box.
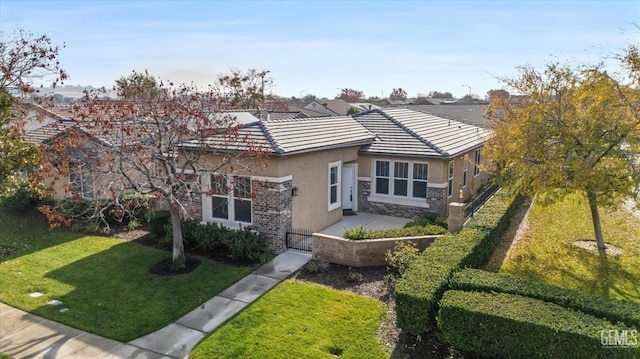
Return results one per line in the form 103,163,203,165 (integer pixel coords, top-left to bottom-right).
342,165,355,210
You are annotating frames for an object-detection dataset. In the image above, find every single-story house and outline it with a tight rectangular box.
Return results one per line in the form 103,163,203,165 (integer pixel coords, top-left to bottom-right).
184,108,491,253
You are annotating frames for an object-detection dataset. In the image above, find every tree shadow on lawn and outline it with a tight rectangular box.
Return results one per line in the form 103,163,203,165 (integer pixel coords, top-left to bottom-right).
505,241,639,303
0,208,86,264
35,240,251,342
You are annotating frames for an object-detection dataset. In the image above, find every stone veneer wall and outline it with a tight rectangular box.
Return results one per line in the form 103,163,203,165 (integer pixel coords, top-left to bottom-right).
312,233,440,267
358,180,448,218
190,179,292,255
252,179,292,254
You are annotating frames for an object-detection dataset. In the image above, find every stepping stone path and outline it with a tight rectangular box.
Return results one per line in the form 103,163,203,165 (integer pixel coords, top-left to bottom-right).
47,299,63,306
29,292,43,298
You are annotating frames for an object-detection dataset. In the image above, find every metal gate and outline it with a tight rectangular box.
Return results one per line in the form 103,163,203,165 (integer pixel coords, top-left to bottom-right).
286,228,313,252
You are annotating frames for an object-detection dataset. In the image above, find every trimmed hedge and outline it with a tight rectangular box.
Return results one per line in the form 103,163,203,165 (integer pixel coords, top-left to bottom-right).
343,224,446,240
395,189,523,334
438,290,639,359
451,268,640,329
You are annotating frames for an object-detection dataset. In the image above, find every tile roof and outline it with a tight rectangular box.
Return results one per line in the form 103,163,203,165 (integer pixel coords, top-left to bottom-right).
23,120,75,145
353,108,491,158
262,116,375,154
185,116,375,155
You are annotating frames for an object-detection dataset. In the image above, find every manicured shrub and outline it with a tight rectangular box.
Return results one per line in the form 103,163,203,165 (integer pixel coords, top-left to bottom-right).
395,189,523,334
223,227,272,263
0,184,41,211
166,219,271,263
147,210,171,237
343,224,446,240
451,268,640,329
438,290,639,359
385,240,420,276
404,212,448,229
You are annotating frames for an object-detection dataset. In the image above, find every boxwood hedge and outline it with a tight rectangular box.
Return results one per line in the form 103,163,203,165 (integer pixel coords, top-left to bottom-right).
394,189,523,334
438,290,639,359
450,268,640,329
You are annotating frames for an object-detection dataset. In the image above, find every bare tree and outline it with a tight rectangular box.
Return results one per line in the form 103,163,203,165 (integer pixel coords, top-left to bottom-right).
40,72,270,268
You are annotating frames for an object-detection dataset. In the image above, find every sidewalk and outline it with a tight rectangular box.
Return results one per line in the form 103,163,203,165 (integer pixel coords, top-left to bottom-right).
0,250,311,359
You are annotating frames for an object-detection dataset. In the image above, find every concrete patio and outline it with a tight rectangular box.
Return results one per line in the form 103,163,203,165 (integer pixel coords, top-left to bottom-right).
319,212,412,237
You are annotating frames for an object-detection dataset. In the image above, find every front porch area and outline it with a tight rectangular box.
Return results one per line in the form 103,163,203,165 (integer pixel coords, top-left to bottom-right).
319,212,412,237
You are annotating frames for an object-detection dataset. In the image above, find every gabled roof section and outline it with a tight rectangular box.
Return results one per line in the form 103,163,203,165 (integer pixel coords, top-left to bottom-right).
353,108,491,158
23,120,75,145
184,115,375,156
262,116,375,155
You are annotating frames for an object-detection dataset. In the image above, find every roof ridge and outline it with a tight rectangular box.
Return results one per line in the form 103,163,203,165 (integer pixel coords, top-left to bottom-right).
378,109,449,156
258,122,284,154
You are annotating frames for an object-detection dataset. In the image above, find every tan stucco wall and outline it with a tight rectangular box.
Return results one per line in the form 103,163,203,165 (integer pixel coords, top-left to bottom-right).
356,147,490,210
283,147,360,231
199,146,361,232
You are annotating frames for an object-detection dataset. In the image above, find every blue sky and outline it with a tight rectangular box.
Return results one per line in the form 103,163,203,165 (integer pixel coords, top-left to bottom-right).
1,1,638,99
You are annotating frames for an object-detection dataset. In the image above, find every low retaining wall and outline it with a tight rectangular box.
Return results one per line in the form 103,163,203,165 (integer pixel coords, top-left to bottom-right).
312,233,441,267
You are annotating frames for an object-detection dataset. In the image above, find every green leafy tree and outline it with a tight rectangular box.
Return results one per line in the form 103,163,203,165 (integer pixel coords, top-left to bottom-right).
218,68,272,109
484,50,640,250
389,88,408,101
115,70,161,100
336,88,364,102
428,91,454,99
0,28,67,198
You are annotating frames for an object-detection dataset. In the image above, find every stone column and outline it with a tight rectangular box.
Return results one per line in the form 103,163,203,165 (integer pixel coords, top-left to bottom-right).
448,202,465,233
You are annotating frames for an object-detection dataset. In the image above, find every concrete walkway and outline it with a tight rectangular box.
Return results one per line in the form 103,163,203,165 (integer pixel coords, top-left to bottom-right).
0,250,311,359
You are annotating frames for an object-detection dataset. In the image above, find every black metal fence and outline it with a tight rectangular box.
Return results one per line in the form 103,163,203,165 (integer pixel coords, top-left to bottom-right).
464,184,500,222
286,228,313,252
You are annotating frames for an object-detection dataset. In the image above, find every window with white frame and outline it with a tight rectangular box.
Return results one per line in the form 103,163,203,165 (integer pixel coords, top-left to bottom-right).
448,161,454,197
210,174,252,224
373,160,428,199
328,161,341,211
474,149,481,176
375,160,390,195
69,163,94,199
412,163,428,199
463,155,468,188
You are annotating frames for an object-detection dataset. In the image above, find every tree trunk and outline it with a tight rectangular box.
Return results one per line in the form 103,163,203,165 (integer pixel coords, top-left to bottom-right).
586,191,606,250
168,204,186,269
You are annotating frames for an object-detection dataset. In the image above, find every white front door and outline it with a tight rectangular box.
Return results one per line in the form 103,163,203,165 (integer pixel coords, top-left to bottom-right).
342,165,356,210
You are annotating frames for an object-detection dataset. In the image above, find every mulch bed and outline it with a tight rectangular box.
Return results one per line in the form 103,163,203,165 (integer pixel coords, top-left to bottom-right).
150,257,202,275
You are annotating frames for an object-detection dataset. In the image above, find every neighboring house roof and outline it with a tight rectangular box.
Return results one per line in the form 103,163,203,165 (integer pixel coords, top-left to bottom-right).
353,108,491,158
287,104,329,118
303,99,353,116
187,116,375,156
349,103,381,112
411,104,490,127
23,120,75,145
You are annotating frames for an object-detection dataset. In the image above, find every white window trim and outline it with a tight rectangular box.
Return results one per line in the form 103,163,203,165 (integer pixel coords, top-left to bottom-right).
474,149,481,177
69,163,95,200
448,160,454,198
369,159,429,205
463,154,468,188
202,173,253,228
328,160,342,211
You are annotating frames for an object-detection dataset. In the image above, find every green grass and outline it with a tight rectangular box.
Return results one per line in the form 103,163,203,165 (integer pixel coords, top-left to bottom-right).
0,208,253,342
190,280,388,359
500,194,640,303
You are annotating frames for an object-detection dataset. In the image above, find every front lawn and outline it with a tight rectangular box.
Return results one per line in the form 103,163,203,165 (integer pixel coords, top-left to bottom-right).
500,194,640,303
0,208,253,342
190,280,388,359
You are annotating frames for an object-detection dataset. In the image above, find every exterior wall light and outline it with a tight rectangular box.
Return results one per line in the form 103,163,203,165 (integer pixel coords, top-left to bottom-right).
292,186,299,196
